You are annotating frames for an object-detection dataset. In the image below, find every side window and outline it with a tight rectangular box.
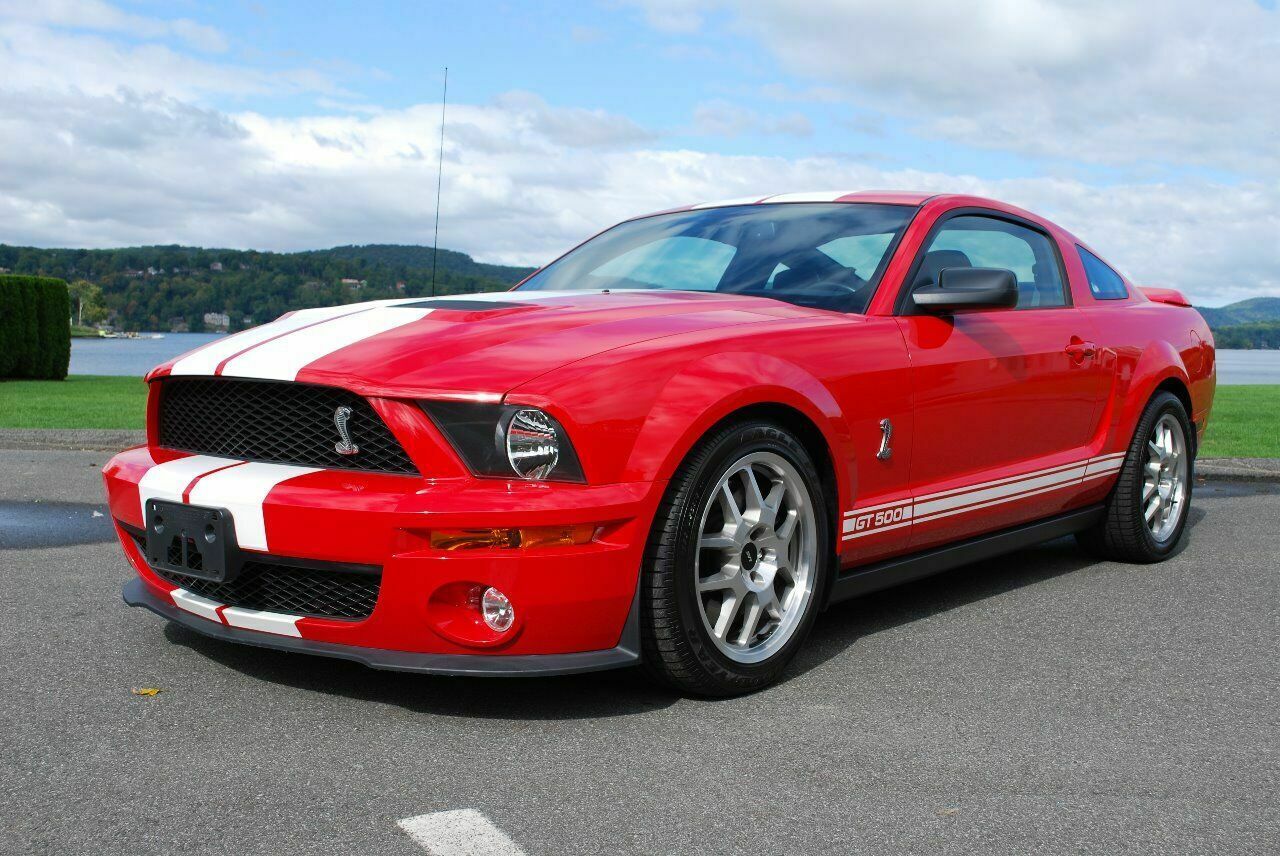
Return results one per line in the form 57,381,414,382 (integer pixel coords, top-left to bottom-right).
1077,246,1129,300
914,215,1067,309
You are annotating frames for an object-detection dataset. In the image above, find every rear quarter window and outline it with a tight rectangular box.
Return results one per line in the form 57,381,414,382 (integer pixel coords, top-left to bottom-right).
1077,246,1129,300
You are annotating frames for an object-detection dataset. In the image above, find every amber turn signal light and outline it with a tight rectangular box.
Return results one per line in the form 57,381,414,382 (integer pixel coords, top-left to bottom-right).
430,524,596,551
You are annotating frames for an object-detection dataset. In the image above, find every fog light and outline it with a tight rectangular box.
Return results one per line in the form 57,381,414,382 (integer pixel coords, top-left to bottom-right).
481,587,515,632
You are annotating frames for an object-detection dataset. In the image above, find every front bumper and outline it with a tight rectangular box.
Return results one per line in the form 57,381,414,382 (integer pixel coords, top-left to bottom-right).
105,445,664,670
123,578,640,675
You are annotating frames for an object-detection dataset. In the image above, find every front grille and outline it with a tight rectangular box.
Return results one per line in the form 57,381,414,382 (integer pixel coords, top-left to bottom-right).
158,378,418,474
155,560,382,621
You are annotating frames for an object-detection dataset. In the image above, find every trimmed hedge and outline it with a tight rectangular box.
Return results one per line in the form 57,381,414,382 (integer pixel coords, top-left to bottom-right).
0,275,71,380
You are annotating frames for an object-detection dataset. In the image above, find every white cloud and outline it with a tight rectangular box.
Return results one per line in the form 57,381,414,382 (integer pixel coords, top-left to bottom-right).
691,100,813,137
0,0,1274,307
623,0,706,33
0,0,227,52
624,0,1280,176
0,16,339,101
0,83,1273,304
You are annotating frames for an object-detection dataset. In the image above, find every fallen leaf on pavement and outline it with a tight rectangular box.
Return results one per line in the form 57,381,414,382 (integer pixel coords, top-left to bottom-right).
131,687,161,696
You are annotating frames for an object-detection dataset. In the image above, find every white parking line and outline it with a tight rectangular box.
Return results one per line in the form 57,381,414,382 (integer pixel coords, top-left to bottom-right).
397,809,526,856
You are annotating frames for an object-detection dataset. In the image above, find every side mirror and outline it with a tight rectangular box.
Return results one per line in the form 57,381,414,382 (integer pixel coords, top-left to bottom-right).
912,267,1018,312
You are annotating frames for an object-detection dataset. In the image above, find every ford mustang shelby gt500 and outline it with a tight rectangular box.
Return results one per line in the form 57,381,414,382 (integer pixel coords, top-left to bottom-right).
104,191,1216,695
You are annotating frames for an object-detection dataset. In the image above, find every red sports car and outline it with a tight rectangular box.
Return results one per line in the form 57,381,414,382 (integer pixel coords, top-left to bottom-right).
104,191,1216,695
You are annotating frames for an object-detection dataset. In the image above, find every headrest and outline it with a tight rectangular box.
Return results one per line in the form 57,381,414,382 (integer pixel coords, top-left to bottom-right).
913,249,973,288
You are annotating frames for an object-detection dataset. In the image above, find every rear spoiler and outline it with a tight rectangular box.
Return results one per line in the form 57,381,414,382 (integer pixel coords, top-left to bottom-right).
1139,287,1192,308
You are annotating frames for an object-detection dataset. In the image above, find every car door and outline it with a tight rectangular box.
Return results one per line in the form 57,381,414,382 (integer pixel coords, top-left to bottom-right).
894,210,1110,550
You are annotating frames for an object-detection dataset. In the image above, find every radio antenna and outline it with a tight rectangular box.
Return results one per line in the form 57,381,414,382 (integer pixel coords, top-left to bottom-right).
429,66,448,297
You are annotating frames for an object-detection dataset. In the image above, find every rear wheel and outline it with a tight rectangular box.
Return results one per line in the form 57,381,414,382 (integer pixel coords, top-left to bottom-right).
640,420,831,696
1077,391,1193,562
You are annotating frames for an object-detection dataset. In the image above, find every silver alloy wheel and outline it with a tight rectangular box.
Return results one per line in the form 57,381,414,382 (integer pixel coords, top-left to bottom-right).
1143,413,1188,542
694,451,818,664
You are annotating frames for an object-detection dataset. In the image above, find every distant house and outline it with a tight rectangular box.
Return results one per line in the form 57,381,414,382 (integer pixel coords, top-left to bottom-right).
341,278,367,290
395,281,407,292
210,262,223,272
203,311,231,332
124,269,144,278
146,267,159,276
168,317,189,333
0,267,9,274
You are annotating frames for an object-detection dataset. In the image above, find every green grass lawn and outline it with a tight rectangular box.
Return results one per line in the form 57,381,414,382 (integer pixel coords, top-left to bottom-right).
1,376,1276,457
0,375,148,429
1198,384,1280,459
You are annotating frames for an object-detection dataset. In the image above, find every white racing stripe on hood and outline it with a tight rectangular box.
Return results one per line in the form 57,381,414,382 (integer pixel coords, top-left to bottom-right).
170,291,622,382
186,462,319,551
137,454,242,519
218,305,433,381
168,298,428,377
170,302,378,375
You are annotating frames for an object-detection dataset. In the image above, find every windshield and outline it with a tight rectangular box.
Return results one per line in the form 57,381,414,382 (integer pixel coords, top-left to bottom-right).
517,203,914,313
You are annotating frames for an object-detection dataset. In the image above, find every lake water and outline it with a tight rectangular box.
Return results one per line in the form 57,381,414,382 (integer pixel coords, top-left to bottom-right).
71,333,223,376
70,335,1280,384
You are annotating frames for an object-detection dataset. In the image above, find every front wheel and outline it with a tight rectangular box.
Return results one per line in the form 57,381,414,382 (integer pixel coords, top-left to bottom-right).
640,420,832,696
1077,391,1193,562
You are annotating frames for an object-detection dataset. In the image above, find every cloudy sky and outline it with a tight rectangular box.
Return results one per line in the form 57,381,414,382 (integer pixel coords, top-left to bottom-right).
0,0,1277,305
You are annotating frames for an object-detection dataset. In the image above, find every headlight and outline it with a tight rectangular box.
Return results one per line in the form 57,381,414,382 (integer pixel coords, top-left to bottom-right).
421,401,585,482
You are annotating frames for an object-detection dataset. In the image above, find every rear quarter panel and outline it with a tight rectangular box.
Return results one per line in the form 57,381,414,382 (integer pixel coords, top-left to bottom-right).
1079,300,1215,451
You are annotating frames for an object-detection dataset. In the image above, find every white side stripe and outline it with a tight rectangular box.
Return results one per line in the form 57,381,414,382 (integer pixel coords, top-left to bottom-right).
170,588,224,622
913,459,1088,505
219,306,432,380
136,454,241,520
914,465,1089,518
398,809,527,856
221,607,302,637
842,453,1127,541
1085,458,1126,476
843,497,912,518
186,462,319,551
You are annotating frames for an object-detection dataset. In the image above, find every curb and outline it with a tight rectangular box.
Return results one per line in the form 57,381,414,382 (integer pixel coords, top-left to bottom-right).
0,429,146,452
1196,458,1280,481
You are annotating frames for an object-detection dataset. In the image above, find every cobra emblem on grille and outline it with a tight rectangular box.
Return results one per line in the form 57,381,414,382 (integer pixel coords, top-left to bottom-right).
333,406,360,456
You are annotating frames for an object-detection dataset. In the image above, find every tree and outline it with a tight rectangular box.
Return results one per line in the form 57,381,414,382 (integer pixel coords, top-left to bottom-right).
68,279,106,326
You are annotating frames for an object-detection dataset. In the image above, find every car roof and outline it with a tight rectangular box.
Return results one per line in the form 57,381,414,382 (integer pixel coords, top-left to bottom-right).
635,191,1074,240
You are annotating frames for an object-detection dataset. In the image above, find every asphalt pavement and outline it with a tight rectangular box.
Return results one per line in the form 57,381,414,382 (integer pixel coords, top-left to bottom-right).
1,449,1276,855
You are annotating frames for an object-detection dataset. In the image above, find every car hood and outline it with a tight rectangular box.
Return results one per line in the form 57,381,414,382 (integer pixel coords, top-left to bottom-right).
150,290,818,397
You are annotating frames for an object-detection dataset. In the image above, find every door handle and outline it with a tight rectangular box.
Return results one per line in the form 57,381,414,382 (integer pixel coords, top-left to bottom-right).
1065,339,1097,361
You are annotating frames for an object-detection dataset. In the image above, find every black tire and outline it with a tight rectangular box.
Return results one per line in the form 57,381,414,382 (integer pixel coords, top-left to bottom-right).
1076,391,1194,562
640,419,832,696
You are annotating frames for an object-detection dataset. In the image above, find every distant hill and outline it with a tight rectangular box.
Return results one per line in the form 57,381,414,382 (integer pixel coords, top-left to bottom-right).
0,243,537,332
299,244,532,284
1210,321,1280,349
1197,297,1280,328
1195,298,1280,349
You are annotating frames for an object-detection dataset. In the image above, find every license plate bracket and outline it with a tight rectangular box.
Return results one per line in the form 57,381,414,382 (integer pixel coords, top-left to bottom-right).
143,499,238,582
